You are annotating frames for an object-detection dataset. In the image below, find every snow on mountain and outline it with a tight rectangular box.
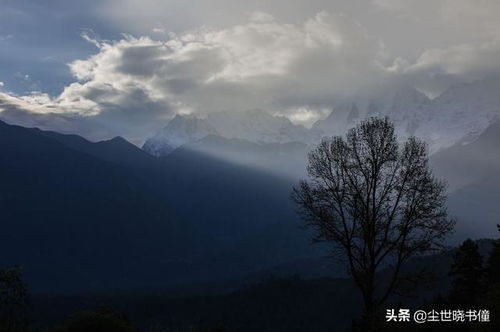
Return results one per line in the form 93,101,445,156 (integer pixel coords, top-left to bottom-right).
143,79,500,157
312,79,500,153
312,103,361,136
386,87,432,137
206,109,312,144
143,109,313,156
414,79,500,151
312,86,431,139
142,114,218,156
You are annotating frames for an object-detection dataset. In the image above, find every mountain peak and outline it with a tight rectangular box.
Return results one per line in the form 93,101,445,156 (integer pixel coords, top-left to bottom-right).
107,136,128,144
143,79,500,156
143,109,313,156
142,115,218,156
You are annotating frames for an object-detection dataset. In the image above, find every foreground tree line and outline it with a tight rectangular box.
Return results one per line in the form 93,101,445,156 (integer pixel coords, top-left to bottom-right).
0,118,498,331
431,233,500,331
2,236,499,331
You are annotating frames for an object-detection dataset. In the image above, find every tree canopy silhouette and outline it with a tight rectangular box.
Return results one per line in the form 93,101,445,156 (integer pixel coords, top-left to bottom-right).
482,225,500,331
293,117,454,330
486,225,500,285
448,239,484,307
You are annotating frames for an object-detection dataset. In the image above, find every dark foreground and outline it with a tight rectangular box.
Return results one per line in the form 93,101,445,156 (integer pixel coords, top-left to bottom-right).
30,277,359,332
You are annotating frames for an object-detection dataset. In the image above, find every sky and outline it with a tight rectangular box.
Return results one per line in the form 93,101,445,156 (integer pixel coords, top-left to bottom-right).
1,0,500,144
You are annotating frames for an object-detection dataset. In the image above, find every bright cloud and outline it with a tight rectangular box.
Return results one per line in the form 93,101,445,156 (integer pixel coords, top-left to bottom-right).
2,2,500,143
0,12,387,141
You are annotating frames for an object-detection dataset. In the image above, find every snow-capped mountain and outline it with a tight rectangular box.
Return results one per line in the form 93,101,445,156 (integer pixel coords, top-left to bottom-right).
206,109,312,144
313,79,500,152
142,114,218,156
143,79,500,157
312,86,432,141
143,109,313,156
413,79,500,151
312,103,362,136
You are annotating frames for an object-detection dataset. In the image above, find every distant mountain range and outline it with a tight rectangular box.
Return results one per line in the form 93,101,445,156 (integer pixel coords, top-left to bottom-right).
144,78,500,156
143,109,314,156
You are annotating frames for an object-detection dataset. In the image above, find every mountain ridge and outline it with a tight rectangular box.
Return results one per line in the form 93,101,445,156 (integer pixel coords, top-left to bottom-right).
0,119,320,293
142,79,500,157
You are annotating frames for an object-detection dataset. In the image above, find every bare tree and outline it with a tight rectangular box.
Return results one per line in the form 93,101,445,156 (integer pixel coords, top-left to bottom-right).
292,117,454,330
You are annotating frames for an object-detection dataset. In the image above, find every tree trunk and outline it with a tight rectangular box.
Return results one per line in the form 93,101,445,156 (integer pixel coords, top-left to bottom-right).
361,276,378,332
362,298,377,331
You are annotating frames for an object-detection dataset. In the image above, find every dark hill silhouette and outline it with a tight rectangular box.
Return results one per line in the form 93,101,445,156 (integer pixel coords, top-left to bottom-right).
0,120,319,293
30,128,156,170
0,120,201,292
